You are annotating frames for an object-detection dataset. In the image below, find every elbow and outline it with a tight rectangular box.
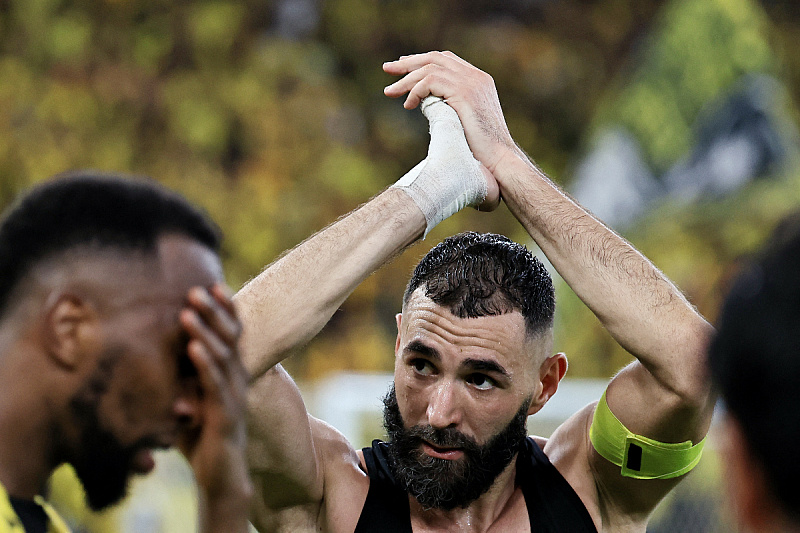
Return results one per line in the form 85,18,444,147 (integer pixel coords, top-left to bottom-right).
667,319,717,412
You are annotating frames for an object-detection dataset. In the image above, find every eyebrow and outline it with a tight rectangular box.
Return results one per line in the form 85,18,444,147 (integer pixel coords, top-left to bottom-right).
404,340,510,378
462,358,510,378
405,340,441,360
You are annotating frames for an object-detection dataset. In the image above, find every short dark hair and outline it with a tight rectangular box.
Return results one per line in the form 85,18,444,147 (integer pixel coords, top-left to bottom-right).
404,232,555,337
708,212,800,522
0,171,221,317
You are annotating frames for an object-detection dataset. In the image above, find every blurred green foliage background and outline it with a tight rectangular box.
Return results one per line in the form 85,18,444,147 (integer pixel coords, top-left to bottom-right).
3,0,797,383
3,0,800,531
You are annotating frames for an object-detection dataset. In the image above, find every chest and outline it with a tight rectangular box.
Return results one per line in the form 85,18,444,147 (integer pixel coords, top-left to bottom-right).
409,488,530,533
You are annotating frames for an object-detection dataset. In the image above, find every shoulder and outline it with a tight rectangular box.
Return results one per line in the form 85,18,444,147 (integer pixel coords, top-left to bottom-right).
310,416,370,489
541,401,597,464
541,402,603,527
530,435,548,450
310,417,372,533
250,416,371,533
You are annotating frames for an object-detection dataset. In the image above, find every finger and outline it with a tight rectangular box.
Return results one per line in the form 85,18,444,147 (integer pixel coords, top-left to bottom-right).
186,286,241,347
210,283,238,318
181,303,248,397
440,50,471,66
382,52,435,74
385,68,461,110
383,65,431,98
382,51,462,75
187,336,247,432
180,307,233,367
404,75,460,110
187,337,224,405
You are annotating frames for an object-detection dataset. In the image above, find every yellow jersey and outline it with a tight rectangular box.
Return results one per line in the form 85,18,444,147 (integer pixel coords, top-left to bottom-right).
0,480,70,533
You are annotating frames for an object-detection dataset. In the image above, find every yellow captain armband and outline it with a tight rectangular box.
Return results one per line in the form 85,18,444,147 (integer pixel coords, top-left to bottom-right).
589,390,706,480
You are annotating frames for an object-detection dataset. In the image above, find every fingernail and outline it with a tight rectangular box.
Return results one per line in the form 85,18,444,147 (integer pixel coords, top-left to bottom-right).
180,308,196,326
214,283,233,299
190,286,211,304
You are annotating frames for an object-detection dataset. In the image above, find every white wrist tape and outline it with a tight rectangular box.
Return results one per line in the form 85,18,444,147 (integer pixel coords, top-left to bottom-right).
392,96,487,237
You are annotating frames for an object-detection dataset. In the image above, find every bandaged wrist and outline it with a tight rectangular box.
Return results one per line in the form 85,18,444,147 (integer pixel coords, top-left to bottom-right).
590,390,706,480
392,96,487,237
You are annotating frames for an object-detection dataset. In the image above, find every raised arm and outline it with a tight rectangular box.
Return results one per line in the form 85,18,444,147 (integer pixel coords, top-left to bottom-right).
384,51,716,523
236,96,496,379
242,188,425,530
236,188,424,378
237,95,498,529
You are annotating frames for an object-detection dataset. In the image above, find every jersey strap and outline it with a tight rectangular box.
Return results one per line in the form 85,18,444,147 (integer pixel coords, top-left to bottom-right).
0,481,71,533
590,390,706,480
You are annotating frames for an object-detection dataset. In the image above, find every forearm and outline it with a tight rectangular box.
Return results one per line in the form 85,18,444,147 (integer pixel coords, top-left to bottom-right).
497,154,712,397
199,489,253,533
235,188,425,378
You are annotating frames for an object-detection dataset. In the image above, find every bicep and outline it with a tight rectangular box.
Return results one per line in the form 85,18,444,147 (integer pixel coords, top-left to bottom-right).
248,364,367,523
546,353,716,523
589,361,714,520
247,364,325,508
546,399,695,528
604,360,714,446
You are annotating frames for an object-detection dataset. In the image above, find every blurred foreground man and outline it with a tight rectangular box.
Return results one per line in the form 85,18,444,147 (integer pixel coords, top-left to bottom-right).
0,174,252,533
241,52,715,532
709,213,800,533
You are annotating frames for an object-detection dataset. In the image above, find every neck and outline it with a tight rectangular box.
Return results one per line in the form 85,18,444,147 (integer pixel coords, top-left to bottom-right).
409,454,520,533
0,348,62,499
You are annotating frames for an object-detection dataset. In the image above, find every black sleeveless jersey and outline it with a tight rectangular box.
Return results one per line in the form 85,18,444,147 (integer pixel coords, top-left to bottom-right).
354,437,597,532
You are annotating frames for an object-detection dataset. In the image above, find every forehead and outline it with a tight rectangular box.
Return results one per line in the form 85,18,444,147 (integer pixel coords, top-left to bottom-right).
104,236,223,350
93,234,222,316
400,289,540,367
155,233,223,297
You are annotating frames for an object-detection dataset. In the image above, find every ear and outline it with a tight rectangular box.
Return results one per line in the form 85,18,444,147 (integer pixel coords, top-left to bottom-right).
42,292,99,369
528,352,568,416
722,416,782,531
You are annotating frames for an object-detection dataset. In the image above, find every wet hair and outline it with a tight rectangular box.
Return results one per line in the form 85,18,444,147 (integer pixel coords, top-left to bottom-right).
0,171,221,318
404,232,555,337
708,211,800,523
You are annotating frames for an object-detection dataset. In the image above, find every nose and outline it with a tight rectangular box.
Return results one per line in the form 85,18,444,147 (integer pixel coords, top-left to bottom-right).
426,381,462,429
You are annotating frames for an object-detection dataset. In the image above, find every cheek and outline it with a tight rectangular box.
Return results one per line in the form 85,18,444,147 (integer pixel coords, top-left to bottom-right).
109,362,177,431
470,394,524,437
394,375,427,422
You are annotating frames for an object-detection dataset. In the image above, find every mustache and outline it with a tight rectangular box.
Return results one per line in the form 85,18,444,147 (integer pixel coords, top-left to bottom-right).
401,423,481,452
381,385,532,511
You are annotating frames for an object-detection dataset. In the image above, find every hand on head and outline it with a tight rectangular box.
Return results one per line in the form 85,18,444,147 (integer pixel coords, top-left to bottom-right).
177,283,252,511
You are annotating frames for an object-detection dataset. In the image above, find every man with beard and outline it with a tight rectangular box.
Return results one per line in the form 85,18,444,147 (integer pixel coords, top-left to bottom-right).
0,173,252,532
241,52,715,532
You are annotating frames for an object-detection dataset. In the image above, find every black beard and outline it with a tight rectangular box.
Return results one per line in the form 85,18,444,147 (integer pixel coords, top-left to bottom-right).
68,348,150,511
382,386,530,511
68,409,139,511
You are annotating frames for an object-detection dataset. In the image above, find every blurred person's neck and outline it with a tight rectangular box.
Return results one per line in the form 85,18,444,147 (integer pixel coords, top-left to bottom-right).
0,349,60,500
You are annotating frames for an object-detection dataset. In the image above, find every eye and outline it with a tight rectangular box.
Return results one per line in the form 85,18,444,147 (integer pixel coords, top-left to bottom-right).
411,358,434,376
174,332,197,379
466,373,495,391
